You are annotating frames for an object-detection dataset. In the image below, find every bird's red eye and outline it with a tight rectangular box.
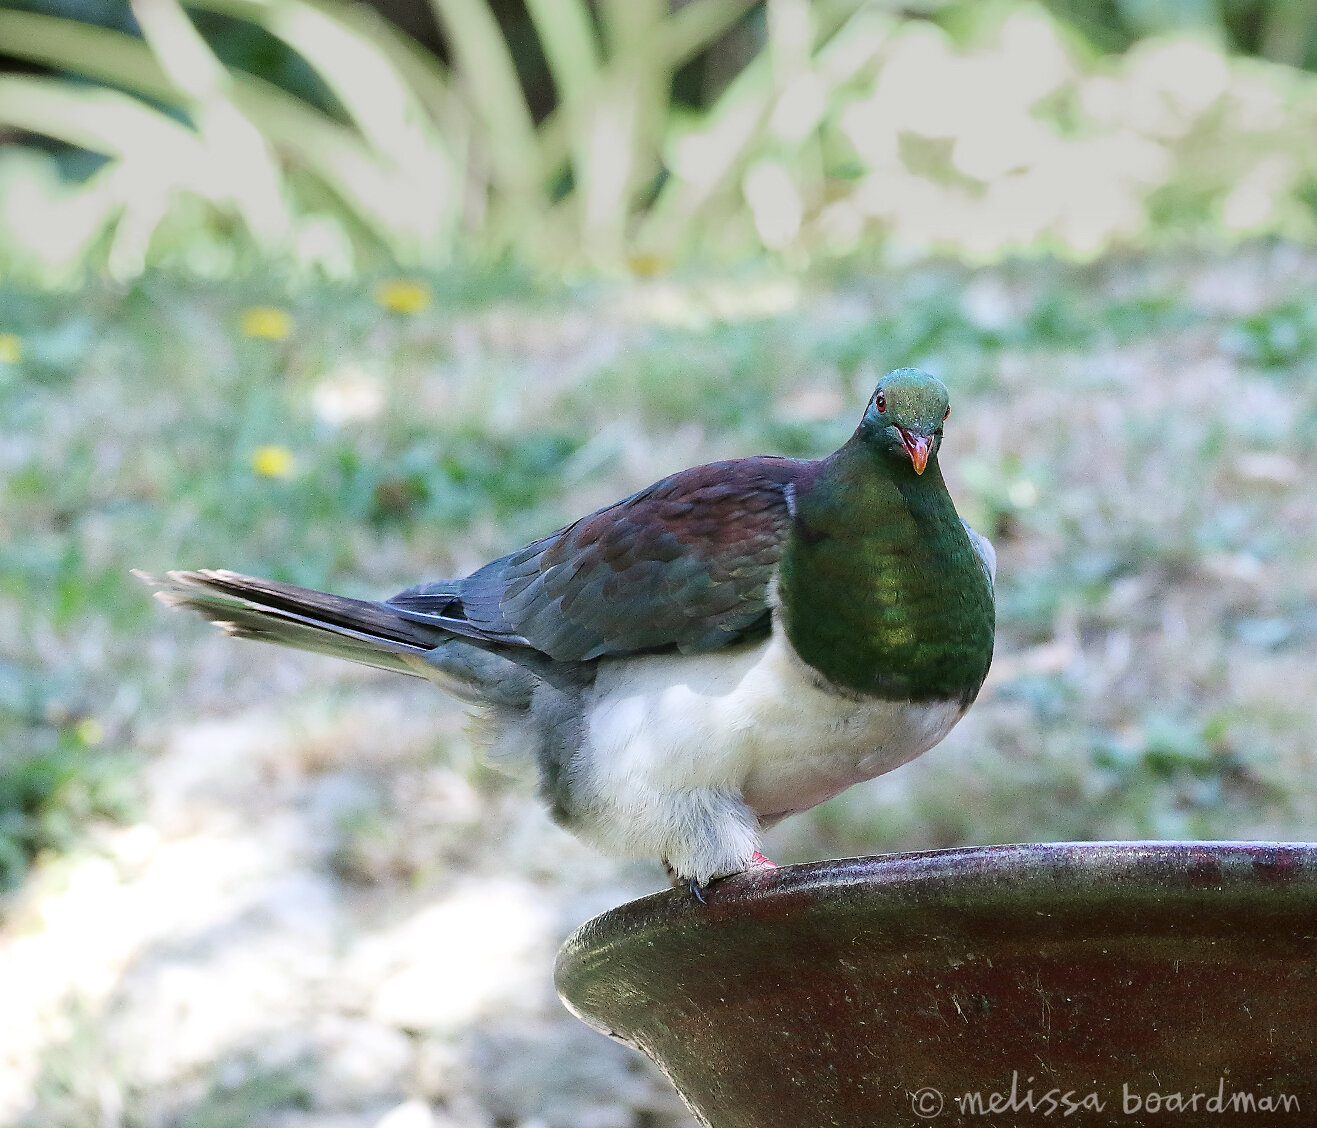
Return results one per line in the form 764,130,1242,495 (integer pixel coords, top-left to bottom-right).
943,405,950,421
875,391,886,412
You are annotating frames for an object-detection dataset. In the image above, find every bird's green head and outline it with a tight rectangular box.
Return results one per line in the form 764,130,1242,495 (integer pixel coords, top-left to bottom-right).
857,368,951,475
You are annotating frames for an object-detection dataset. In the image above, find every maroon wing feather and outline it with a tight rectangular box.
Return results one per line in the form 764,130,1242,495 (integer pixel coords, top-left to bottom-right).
388,456,812,661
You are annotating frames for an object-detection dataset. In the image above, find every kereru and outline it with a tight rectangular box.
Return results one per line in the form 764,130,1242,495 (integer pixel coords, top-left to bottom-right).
139,368,995,891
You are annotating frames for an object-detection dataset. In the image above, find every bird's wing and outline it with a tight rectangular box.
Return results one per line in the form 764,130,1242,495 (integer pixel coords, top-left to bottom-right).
388,457,809,661
961,519,997,589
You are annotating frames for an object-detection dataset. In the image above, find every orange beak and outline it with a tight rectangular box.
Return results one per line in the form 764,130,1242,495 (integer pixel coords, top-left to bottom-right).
897,429,933,474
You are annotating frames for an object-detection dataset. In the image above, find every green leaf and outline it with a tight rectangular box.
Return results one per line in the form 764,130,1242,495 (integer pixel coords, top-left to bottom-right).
0,10,450,257
524,0,601,107
188,0,457,199
1260,0,1317,68
662,0,762,69
0,75,220,275
0,74,203,162
530,0,762,190
426,0,542,202
641,44,775,241
1114,0,1223,36
0,11,181,104
130,0,292,243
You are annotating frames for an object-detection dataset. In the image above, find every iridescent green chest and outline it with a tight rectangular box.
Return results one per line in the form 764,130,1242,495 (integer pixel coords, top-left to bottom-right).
776,455,995,703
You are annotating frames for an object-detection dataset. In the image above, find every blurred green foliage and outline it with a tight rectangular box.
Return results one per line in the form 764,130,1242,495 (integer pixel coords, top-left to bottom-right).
0,663,138,890
1222,299,1317,368
1045,0,1317,66
5,0,1317,283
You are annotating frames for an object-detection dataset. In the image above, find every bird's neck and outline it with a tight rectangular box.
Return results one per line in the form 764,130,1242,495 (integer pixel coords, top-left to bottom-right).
777,438,994,702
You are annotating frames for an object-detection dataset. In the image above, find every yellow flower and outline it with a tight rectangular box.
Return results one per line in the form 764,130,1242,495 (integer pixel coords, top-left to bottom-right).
626,251,669,278
251,445,295,478
239,306,293,341
75,718,105,746
0,333,21,364
374,279,432,315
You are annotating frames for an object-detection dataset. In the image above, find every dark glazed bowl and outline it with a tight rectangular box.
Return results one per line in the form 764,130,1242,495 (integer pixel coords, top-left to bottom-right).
556,842,1317,1127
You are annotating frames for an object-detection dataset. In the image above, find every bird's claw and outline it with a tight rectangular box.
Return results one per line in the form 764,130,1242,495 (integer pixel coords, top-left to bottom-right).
664,852,776,902
663,858,707,902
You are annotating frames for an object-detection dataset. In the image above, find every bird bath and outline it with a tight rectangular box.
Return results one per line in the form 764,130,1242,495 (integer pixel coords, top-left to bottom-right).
556,842,1316,1127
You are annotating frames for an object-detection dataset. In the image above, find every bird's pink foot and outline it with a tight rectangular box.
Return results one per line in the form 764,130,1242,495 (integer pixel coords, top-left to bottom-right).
750,851,777,868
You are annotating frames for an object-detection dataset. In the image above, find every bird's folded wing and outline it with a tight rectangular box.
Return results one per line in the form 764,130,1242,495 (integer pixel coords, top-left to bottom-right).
961,519,997,588
388,457,809,661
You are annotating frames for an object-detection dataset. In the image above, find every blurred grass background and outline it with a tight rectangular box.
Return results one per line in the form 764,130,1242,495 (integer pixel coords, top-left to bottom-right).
2,1,1317,1126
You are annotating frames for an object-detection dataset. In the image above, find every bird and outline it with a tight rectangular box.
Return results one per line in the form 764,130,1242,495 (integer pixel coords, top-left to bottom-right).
139,367,995,893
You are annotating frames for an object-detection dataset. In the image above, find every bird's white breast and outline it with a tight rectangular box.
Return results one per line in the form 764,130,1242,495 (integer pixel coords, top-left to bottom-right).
578,622,966,827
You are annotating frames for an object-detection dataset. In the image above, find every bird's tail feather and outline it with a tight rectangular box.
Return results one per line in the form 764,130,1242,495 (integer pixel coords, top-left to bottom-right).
135,569,444,678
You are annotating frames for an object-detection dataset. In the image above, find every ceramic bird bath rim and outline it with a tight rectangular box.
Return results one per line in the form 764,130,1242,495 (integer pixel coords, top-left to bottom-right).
556,841,1317,1128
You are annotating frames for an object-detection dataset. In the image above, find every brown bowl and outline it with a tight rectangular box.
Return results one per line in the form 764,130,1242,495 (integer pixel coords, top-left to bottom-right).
556,842,1317,1127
